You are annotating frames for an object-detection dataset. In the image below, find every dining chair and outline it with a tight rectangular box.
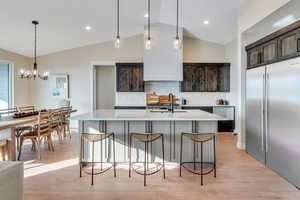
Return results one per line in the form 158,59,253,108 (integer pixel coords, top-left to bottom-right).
0,139,9,161
18,105,35,113
18,111,54,160
49,108,64,143
61,107,72,139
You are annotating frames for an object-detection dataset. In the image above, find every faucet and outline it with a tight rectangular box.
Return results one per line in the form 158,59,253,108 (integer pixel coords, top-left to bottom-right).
168,93,174,113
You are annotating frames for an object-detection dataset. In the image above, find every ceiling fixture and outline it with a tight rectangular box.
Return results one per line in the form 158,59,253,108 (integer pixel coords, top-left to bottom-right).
114,0,121,48
145,0,151,50
85,26,92,31
174,0,181,49
203,20,209,25
19,21,49,80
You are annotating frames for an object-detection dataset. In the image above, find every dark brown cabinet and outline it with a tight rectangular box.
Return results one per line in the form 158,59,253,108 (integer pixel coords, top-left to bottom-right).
278,28,300,60
116,63,144,92
181,63,230,92
262,39,278,64
246,20,300,69
247,47,262,68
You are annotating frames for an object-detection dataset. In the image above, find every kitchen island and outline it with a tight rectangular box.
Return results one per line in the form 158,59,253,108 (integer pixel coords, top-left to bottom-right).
72,109,226,163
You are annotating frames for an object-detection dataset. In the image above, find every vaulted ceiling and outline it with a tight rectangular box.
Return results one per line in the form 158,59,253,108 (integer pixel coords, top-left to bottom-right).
0,0,246,57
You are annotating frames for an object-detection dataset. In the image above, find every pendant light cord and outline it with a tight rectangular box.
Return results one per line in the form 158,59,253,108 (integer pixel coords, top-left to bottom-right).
148,0,150,40
176,0,179,38
117,0,119,37
34,22,37,66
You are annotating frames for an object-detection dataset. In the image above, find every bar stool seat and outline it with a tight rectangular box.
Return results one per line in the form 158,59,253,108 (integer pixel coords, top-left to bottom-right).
80,132,116,186
184,133,214,143
180,132,217,186
129,133,166,186
131,133,162,142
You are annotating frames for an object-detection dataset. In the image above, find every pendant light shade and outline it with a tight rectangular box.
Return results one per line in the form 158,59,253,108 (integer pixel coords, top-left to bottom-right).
145,0,151,50
174,0,181,49
19,21,49,80
114,0,121,48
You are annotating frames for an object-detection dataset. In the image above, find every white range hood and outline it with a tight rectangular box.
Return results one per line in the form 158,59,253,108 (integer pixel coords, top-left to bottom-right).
143,23,183,81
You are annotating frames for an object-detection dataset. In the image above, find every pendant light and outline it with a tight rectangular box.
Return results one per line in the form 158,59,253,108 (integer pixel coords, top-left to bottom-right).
114,0,121,48
19,21,49,80
174,0,181,49
145,0,151,50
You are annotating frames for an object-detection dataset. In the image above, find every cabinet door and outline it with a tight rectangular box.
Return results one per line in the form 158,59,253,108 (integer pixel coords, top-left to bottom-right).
205,66,218,92
117,65,131,92
194,66,206,92
262,39,278,64
278,28,300,60
181,65,196,92
218,65,230,92
131,64,144,92
247,47,262,68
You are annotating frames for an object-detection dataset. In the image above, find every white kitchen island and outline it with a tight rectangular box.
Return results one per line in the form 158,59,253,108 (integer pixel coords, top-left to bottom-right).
72,109,227,163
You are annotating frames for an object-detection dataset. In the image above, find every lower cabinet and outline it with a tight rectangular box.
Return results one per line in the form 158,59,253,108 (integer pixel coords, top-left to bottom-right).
182,106,235,132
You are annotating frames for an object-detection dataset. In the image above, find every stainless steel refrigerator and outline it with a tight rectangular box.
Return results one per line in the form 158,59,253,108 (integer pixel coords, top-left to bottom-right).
246,56,300,188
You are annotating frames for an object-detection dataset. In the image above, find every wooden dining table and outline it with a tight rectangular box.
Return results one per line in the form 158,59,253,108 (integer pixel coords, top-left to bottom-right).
0,115,38,160
0,109,77,161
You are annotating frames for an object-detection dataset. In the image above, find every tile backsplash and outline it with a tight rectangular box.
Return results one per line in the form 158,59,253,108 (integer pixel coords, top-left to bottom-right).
116,81,232,105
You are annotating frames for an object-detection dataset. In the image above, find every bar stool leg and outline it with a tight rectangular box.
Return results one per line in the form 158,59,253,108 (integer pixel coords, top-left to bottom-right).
100,137,103,171
193,140,196,171
144,141,147,187
213,135,216,178
113,133,116,178
91,141,95,186
161,134,166,179
200,141,203,186
129,134,132,178
179,133,183,177
80,135,83,178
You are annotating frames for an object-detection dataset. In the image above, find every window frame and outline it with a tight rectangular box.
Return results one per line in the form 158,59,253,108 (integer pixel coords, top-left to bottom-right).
0,60,14,109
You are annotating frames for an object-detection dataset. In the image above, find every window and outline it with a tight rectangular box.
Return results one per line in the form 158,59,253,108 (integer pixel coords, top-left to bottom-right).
0,63,11,109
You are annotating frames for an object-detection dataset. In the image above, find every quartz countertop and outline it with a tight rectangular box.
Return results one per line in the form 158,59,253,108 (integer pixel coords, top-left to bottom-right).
71,109,227,121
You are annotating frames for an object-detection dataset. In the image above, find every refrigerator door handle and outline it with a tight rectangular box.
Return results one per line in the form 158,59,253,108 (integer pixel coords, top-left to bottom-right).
266,72,270,152
261,74,265,152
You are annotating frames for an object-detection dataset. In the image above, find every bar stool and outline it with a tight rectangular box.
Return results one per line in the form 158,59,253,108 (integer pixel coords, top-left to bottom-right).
79,133,116,185
179,133,216,186
129,133,166,186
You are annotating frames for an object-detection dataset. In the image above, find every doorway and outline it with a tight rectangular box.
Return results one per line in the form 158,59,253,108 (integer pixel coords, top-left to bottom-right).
95,65,116,109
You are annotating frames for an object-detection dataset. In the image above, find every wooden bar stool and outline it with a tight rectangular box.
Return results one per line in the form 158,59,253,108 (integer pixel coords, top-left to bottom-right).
80,133,116,186
179,133,216,186
129,133,166,186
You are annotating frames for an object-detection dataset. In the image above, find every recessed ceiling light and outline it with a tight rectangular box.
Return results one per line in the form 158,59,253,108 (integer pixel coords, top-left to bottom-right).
203,20,209,25
85,26,92,31
144,13,149,18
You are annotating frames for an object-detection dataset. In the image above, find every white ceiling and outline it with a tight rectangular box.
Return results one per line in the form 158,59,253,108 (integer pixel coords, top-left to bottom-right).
0,0,246,57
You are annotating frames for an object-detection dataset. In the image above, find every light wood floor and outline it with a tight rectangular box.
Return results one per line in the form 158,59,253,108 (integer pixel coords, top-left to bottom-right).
22,131,300,200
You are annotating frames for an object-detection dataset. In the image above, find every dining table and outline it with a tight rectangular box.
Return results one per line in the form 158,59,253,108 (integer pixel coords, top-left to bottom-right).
0,109,77,161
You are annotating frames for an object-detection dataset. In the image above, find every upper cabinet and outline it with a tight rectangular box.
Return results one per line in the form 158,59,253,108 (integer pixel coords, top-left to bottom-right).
181,63,230,92
246,20,300,69
116,63,144,92
278,28,300,60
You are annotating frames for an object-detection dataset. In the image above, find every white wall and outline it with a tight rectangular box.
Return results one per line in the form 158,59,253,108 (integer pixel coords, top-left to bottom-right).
30,35,144,114
0,48,31,107
236,0,291,149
